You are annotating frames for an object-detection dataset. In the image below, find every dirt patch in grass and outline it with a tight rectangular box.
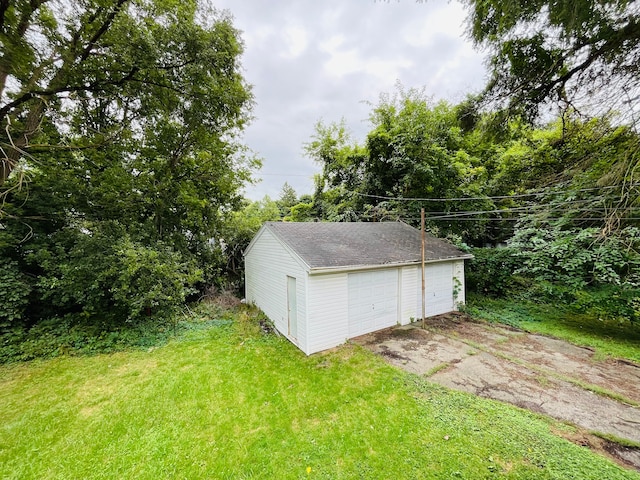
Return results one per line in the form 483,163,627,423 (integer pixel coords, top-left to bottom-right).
555,429,640,472
353,314,640,472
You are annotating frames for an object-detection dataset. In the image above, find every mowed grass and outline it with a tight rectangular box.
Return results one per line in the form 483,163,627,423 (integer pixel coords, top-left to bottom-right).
1,308,638,479
466,295,640,364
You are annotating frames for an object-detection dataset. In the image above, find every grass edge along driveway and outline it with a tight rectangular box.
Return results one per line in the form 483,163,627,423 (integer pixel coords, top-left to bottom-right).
1,318,638,479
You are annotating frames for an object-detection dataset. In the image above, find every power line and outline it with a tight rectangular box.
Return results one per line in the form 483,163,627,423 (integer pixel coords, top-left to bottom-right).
423,207,640,220
350,205,640,220
260,173,311,177
380,201,635,217
353,201,639,219
402,217,640,222
353,184,637,202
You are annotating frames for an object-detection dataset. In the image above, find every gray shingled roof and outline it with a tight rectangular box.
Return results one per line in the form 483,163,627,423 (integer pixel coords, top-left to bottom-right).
263,221,471,270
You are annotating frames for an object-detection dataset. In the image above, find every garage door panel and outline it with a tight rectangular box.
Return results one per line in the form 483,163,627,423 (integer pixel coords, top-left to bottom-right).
348,269,398,337
373,285,385,297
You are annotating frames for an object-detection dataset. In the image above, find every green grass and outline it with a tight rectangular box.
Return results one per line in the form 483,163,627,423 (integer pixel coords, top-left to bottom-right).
465,294,640,364
1,305,638,479
0,304,235,363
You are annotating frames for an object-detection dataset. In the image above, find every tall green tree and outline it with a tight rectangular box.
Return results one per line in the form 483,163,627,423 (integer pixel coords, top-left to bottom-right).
303,119,366,222
463,0,640,237
304,88,495,241
0,0,252,187
0,0,256,327
277,182,298,217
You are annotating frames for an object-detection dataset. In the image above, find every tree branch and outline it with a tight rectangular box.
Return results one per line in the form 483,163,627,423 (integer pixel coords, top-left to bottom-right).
0,0,48,98
79,0,130,63
0,66,140,119
525,17,640,107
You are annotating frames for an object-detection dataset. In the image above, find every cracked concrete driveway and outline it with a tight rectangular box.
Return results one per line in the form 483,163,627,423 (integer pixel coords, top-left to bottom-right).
352,313,640,471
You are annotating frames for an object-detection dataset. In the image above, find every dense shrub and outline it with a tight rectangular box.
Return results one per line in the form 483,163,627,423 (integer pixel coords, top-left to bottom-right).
0,302,239,363
466,236,640,323
29,228,202,326
466,246,519,297
0,261,31,329
509,226,640,288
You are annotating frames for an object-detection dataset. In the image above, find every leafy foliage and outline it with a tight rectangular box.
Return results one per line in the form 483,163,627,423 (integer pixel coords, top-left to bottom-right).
0,261,31,330
27,225,202,325
300,84,639,324
303,87,498,242
464,0,640,127
0,300,237,363
0,0,256,331
300,87,638,249
467,225,640,322
465,247,520,297
300,88,640,245
509,226,640,289
222,196,282,289
0,0,253,185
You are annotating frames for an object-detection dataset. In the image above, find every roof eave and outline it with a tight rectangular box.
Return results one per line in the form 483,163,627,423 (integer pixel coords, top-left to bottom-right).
308,254,473,275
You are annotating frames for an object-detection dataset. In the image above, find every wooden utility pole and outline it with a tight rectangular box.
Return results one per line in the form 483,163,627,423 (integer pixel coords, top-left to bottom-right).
421,208,426,329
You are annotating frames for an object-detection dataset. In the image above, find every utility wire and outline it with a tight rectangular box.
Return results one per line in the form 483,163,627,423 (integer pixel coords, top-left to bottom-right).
353,203,639,220
401,217,640,222
348,207,640,221
423,207,640,220
391,201,637,216
354,184,638,202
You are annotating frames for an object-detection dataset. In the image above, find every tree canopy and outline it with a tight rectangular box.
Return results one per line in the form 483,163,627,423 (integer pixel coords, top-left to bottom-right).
299,83,638,254
0,0,257,329
0,0,252,186
464,0,640,127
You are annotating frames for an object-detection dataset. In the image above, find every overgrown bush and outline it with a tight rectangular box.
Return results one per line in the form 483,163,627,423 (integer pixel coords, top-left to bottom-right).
467,233,640,323
0,316,173,362
0,261,31,329
29,228,202,326
466,246,519,296
0,294,267,363
509,226,640,288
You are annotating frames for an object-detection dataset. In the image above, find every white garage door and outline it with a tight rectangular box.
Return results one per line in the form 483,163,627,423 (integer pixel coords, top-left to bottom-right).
417,262,455,317
348,269,398,337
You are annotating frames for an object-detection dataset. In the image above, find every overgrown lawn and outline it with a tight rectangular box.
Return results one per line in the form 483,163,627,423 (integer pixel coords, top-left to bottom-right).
1,306,637,479
466,294,640,364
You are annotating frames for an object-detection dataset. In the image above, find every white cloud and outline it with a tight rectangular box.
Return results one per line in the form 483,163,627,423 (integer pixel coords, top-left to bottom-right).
214,0,487,201
321,39,413,81
280,25,309,59
402,2,469,48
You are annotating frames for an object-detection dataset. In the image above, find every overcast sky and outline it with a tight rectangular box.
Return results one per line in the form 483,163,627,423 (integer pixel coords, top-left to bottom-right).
214,0,488,201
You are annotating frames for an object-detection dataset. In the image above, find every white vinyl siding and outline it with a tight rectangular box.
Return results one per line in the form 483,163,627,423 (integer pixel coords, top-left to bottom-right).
245,223,468,355
306,273,349,354
245,228,308,352
453,260,466,307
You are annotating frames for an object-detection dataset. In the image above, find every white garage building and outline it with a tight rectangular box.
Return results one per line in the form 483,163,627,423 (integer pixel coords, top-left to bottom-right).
244,222,472,355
